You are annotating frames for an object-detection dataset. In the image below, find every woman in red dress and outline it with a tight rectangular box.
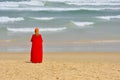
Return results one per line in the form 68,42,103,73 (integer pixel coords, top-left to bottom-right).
30,27,43,63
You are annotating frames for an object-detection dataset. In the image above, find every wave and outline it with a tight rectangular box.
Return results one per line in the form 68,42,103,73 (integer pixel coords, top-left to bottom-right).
43,0,120,3
0,7,120,11
31,17,55,20
7,27,67,32
0,0,44,7
0,17,24,23
66,2,120,6
97,15,120,20
44,0,120,7
0,0,120,8
72,21,94,27
0,0,120,9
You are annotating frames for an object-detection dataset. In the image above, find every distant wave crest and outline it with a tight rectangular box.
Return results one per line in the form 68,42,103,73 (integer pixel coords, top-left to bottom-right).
43,0,120,3
0,0,44,7
66,2,120,6
0,0,120,8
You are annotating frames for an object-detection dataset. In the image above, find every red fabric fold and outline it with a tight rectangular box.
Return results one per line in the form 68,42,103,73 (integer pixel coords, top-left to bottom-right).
30,34,43,63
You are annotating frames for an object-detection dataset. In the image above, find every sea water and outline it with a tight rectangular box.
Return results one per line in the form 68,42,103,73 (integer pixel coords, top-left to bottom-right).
0,0,120,52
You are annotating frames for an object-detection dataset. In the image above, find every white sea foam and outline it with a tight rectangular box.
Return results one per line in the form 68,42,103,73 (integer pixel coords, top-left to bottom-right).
72,21,94,27
7,27,67,32
0,2,19,7
31,17,55,20
0,0,44,7
43,0,120,3
0,0,120,8
0,7,120,11
0,0,120,11
97,15,120,20
0,17,24,23
0,7,83,11
66,2,120,6
20,0,44,6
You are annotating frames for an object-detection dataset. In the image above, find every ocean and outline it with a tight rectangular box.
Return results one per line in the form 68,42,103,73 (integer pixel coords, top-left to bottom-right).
0,0,120,52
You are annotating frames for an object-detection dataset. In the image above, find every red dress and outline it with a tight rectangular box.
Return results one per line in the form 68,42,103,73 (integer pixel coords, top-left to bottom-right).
30,34,43,63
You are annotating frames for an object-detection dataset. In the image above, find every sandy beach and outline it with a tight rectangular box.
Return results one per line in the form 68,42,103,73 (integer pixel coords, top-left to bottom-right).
0,52,120,80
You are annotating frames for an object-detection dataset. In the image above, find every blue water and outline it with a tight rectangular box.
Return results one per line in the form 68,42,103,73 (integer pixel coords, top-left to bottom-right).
0,0,120,52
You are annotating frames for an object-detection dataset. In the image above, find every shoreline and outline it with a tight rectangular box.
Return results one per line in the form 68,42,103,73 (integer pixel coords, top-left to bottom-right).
0,52,120,62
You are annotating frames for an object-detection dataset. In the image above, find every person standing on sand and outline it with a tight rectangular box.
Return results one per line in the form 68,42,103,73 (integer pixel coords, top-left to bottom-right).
30,27,43,63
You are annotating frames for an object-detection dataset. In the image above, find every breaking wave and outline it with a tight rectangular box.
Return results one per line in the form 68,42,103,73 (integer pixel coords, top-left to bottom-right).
7,27,67,32
0,7,120,11
66,2,120,6
0,0,44,7
97,15,120,20
72,21,94,28
31,17,55,20
0,16,24,23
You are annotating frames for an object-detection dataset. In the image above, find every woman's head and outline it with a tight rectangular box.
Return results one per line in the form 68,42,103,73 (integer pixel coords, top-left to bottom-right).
35,27,39,35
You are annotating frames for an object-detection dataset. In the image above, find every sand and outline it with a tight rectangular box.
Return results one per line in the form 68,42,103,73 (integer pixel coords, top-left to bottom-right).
0,52,120,80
